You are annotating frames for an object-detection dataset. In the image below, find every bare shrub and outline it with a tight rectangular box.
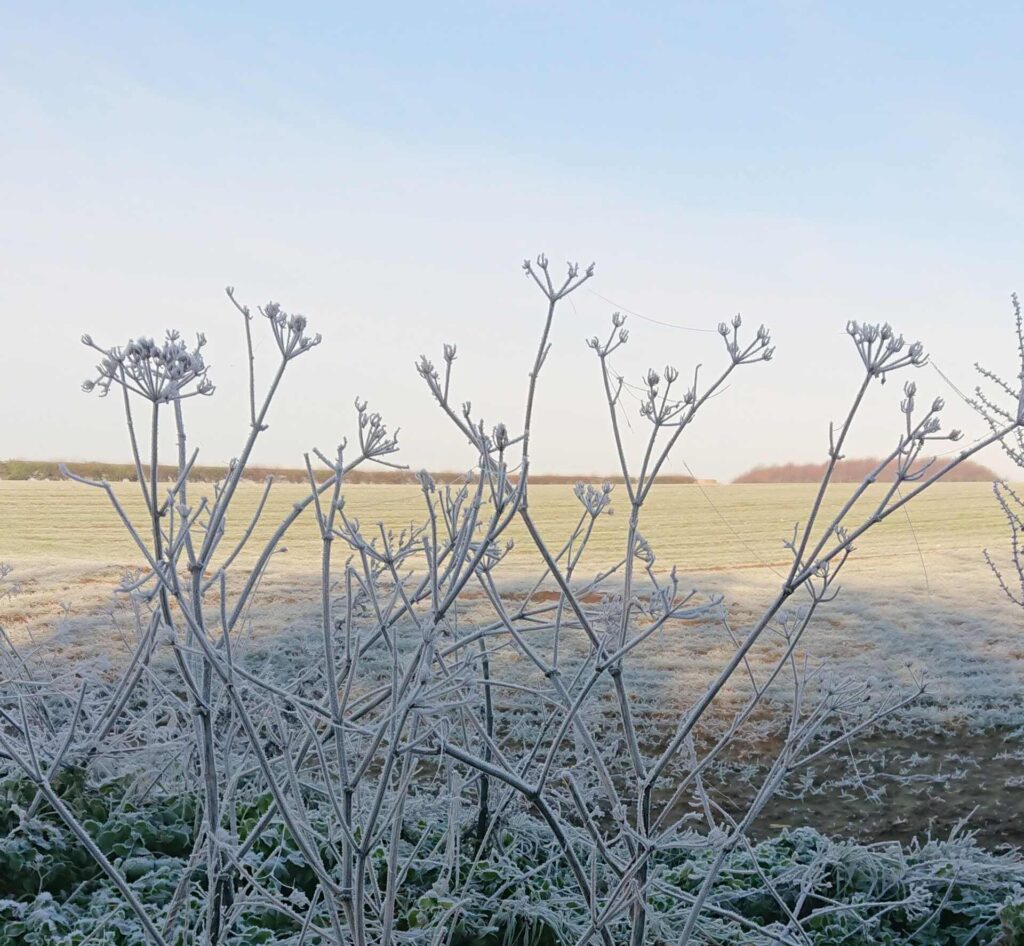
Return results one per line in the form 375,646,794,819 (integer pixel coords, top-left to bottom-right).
2,260,1023,944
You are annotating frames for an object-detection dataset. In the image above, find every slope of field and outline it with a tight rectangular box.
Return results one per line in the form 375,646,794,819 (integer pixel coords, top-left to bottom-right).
0,479,1009,573
3,480,1015,682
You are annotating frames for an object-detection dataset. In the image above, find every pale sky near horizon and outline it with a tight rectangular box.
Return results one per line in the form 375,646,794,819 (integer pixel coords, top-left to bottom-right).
2,2,1022,481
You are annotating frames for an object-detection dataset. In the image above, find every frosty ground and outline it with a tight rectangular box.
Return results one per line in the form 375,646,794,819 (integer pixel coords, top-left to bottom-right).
3,479,1022,847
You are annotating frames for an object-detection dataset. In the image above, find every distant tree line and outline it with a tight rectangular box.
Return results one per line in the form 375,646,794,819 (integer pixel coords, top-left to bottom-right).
4,456,1000,485
733,455,996,483
0,459,697,486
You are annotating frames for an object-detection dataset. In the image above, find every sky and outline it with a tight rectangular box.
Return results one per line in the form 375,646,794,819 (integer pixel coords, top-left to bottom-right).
1,2,1022,481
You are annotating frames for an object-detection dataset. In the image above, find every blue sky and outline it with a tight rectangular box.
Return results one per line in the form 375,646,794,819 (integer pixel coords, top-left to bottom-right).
2,2,1022,479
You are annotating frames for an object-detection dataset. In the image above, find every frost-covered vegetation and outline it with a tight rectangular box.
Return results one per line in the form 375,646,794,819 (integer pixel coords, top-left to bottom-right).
3,767,1024,945
2,259,1024,945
